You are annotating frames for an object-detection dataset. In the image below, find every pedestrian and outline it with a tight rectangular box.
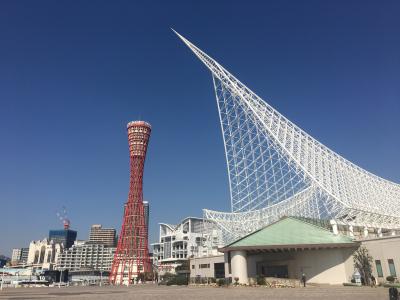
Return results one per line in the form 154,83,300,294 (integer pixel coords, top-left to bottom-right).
389,287,399,300
301,273,306,287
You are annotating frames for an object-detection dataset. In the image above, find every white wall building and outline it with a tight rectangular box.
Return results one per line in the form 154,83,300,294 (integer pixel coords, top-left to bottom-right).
27,238,63,273
11,248,29,265
152,217,222,274
56,241,115,272
188,217,400,285
11,249,21,263
361,236,400,283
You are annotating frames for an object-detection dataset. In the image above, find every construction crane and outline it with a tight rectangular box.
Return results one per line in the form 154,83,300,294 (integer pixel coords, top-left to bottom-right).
56,206,70,230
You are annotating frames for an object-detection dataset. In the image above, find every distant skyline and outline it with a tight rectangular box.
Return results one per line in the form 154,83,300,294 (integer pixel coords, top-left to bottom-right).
1,0,399,255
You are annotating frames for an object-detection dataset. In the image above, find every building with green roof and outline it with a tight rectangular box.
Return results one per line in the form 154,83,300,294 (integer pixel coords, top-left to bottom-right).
218,217,360,285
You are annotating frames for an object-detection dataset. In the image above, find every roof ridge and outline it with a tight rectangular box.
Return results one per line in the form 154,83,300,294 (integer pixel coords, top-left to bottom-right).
224,218,283,247
287,216,337,235
225,216,354,249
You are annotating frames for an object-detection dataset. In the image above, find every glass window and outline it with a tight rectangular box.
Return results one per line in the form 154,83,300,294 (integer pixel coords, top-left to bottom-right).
228,252,232,274
388,259,397,277
375,260,383,277
199,263,210,269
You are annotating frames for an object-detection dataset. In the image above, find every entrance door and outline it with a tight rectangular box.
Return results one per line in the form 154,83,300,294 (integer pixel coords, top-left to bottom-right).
214,263,225,279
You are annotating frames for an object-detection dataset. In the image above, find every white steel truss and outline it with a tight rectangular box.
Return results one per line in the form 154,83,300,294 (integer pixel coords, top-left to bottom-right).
174,30,400,245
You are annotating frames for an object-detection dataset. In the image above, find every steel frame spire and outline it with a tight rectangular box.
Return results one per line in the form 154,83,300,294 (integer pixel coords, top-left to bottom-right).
174,30,400,244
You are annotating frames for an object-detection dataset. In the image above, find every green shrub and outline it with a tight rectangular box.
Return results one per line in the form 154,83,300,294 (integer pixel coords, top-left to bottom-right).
161,272,174,281
383,283,400,288
343,282,362,287
166,275,188,286
209,277,216,283
256,275,266,285
387,276,395,283
217,278,225,286
175,260,189,272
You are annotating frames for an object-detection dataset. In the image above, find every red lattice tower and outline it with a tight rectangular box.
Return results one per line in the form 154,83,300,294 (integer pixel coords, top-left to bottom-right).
110,121,151,285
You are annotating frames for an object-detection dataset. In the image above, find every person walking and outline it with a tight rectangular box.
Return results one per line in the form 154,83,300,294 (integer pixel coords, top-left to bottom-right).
301,273,306,287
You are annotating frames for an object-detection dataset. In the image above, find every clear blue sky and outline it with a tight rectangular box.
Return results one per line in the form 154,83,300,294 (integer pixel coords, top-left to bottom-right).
1,1,399,256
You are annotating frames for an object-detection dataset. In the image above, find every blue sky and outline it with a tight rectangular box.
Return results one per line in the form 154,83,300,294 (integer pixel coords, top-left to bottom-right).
0,1,399,256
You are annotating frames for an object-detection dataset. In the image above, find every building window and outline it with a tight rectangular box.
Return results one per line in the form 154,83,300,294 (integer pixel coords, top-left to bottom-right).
375,260,383,277
199,264,210,269
39,246,46,264
228,252,232,274
214,263,225,279
33,250,39,264
192,265,195,269
388,259,397,277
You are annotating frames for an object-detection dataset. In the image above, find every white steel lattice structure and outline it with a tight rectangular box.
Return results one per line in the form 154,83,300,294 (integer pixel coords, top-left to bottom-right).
174,30,400,245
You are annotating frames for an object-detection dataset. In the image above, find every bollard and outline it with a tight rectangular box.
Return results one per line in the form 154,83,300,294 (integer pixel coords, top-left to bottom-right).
389,287,399,300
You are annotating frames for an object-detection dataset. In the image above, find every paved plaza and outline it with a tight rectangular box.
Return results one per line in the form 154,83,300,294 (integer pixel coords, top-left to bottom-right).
0,284,389,300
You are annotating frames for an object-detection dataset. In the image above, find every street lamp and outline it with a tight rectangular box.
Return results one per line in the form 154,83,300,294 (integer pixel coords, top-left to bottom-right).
15,272,19,288
99,269,103,287
59,269,63,289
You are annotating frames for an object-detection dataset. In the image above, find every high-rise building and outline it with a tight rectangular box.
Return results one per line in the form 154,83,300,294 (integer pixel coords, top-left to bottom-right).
11,249,21,263
89,225,116,247
57,241,115,272
0,255,9,268
110,121,151,285
143,201,149,238
11,248,29,265
20,247,29,263
49,229,77,249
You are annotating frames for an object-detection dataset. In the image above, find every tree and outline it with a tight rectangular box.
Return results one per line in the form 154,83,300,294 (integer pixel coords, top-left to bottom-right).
175,260,189,272
353,246,373,285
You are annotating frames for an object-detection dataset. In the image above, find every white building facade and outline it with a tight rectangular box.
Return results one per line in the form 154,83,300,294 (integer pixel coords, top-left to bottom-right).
11,248,29,265
56,241,115,272
152,217,222,274
188,217,400,285
27,238,63,273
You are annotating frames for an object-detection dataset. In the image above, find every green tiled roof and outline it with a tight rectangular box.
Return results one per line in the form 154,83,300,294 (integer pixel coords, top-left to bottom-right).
224,217,356,249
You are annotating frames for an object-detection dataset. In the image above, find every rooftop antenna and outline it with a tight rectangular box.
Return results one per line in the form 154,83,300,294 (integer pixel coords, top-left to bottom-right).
56,206,70,230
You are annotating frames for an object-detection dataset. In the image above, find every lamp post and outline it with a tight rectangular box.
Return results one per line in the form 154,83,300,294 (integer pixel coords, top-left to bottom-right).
15,272,19,288
59,269,63,288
